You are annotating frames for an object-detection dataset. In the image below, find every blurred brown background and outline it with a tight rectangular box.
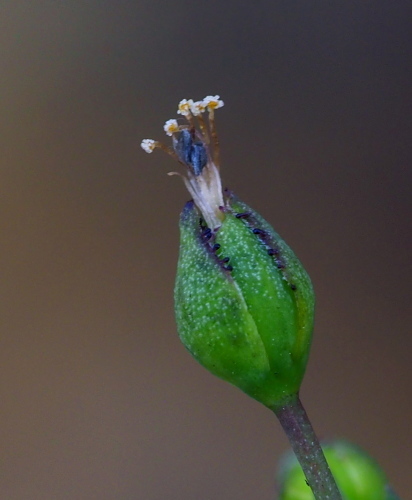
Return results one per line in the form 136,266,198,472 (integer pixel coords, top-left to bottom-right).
1,1,411,499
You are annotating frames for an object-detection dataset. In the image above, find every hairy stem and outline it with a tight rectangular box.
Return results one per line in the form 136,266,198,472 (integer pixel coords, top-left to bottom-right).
272,394,342,500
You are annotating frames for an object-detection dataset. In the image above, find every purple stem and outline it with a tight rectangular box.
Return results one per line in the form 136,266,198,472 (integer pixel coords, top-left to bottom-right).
273,394,342,500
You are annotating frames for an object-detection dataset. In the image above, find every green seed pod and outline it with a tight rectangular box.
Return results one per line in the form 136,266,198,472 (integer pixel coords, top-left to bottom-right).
175,191,314,408
278,440,390,500
142,96,315,408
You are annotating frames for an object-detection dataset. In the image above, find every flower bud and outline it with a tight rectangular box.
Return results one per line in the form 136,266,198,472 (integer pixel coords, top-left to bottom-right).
175,190,315,408
142,96,315,408
278,440,390,500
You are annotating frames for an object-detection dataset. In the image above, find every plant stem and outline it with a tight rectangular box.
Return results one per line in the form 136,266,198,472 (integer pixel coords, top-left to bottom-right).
272,394,342,500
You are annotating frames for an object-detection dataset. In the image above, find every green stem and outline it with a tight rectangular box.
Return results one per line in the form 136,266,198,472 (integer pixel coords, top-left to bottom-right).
272,394,342,500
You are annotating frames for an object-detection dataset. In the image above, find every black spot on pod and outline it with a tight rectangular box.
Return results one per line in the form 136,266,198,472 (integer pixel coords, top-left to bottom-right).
212,243,221,251
290,284,297,291
235,212,251,219
267,248,279,256
202,228,212,240
221,257,230,263
252,228,266,236
225,264,233,271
